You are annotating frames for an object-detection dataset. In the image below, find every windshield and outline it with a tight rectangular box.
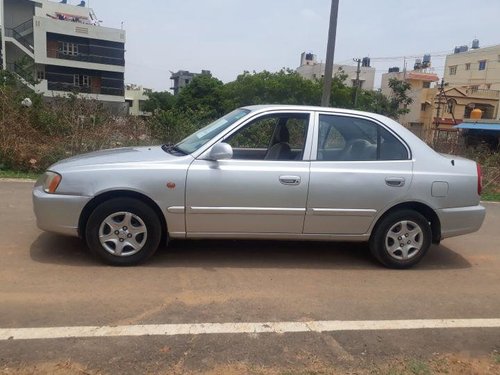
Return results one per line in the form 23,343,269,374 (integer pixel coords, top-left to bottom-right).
174,109,250,154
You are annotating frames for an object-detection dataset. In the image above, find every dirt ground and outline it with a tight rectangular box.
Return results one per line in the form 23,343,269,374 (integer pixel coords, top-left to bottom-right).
2,352,500,375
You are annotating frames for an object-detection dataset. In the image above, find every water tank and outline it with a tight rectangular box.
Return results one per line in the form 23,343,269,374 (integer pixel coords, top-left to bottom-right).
422,54,431,68
472,39,480,49
305,53,314,61
454,47,461,54
471,108,483,120
414,59,422,70
362,57,371,67
388,67,400,73
459,45,469,53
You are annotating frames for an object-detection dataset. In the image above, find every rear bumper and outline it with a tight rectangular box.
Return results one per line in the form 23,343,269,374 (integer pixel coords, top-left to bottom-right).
437,205,486,239
32,186,91,237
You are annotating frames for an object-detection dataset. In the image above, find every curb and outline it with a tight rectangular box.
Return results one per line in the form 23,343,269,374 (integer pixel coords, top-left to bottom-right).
0,178,36,183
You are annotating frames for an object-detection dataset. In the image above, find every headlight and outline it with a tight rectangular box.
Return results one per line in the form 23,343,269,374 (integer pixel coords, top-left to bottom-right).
41,171,62,194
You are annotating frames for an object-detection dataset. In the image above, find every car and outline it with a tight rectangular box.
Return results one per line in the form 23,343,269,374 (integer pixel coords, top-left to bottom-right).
33,105,486,268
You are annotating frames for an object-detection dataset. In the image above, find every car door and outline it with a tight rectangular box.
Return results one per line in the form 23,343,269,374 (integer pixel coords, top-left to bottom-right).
304,112,413,235
185,111,313,236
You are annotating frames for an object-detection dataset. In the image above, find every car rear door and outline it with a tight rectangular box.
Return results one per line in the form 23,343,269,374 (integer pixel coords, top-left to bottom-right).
185,111,314,236
304,112,413,235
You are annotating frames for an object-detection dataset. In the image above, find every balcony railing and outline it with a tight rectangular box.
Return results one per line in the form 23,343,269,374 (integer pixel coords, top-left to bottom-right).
49,49,125,66
465,88,500,98
47,82,124,97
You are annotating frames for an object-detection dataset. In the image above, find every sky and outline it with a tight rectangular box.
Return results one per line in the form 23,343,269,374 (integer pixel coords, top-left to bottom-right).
84,0,500,92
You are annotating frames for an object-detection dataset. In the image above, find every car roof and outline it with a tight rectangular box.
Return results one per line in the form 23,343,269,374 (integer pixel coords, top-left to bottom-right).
241,104,395,123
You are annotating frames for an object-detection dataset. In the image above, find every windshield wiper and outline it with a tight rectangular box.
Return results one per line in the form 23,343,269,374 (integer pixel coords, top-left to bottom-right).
162,144,187,155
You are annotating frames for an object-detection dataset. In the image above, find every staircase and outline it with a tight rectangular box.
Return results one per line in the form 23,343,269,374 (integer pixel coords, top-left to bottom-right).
5,19,34,55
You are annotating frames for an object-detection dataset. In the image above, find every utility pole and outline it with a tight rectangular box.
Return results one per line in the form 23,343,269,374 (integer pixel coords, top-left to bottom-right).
434,79,445,128
353,58,361,107
321,0,340,107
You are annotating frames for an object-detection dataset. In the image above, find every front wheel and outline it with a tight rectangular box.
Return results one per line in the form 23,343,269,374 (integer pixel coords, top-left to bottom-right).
85,198,162,266
370,210,432,269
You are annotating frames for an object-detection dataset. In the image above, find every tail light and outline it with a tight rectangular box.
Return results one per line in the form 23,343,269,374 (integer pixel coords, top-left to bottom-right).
477,163,483,196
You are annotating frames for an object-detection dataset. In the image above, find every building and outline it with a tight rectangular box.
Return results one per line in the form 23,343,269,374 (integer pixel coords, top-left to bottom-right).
125,84,152,117
296,52,376,90
381,68,439,134
423,87,499,129
0,0,126,112
170,69,211,95
444,41,500,91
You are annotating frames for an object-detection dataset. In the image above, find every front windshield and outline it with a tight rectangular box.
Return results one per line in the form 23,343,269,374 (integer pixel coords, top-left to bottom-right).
174,109,251,154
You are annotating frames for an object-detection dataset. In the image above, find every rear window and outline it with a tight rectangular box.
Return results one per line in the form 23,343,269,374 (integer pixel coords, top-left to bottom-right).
317,114,409,161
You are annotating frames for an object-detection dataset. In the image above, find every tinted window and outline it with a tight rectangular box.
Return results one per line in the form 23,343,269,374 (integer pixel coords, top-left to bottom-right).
317,115,408,161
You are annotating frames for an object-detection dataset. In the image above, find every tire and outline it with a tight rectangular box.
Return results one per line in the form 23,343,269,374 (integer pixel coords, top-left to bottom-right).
85,198,162,266
369,210,432,269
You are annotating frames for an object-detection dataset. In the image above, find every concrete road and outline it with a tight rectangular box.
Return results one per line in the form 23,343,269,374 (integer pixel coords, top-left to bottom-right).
0,181,499,374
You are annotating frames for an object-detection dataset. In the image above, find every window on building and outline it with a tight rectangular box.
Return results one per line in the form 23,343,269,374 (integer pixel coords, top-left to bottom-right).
74,74,90,87
61,42,78,56
37,70,46,81
423,82,431,88
465,63,471,71
478,60,487,71
421,103,427,111
449,66,457,75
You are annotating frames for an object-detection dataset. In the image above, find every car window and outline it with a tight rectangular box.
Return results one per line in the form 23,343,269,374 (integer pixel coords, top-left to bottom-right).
225,113,309,161
317,114,408,161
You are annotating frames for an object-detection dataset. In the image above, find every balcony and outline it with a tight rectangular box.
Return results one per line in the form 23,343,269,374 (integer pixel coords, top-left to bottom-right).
47,82,124,97
47,48,125,67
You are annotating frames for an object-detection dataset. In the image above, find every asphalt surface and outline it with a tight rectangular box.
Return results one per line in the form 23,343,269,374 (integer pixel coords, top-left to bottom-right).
0,181,499,374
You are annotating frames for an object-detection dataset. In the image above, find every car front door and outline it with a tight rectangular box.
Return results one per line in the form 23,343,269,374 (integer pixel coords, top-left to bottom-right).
185,111,313,236
304,113,413,235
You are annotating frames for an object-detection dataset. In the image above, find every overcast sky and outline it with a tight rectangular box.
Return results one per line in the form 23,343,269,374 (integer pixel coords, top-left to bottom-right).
86,0,500,92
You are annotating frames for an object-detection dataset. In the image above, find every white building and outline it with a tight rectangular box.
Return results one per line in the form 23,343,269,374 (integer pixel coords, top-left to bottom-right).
125,84,152,117
0,0,126,110
296,52,376,90
444,41,500,91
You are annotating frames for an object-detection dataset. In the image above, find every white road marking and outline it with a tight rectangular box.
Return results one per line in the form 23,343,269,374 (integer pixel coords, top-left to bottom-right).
1,319,500,341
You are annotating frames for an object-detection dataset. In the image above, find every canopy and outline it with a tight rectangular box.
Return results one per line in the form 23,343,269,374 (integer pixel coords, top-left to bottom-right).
454,122,500,132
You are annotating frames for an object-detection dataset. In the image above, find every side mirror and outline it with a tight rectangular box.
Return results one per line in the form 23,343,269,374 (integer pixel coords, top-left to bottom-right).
207,142,233,161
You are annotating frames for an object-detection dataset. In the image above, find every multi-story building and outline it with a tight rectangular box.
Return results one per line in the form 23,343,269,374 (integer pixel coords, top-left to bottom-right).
125,84,152,117
0,0,126,111
170,69,211,95
381,68,439,134
444,41,500,91
296,52,376,90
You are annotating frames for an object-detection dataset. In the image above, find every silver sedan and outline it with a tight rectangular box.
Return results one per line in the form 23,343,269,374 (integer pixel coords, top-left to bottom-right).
33,105,486,268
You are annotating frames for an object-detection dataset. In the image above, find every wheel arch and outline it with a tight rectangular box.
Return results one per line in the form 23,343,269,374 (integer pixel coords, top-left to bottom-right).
78,190,168,244
372,201,441,244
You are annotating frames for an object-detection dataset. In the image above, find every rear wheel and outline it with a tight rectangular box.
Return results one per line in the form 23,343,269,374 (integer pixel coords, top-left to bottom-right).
370,210,431,269
85,198,162,266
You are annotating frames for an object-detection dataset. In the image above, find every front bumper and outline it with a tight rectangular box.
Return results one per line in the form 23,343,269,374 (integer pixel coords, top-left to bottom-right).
32,186,91,237
437,204,486,239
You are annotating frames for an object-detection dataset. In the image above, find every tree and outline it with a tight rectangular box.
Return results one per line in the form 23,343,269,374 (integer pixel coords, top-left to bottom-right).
176,73,225,119
143,91,176,113
221,69,321,112
386,78,413,119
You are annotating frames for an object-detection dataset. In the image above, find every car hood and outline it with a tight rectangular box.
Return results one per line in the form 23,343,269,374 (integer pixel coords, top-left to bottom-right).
49,146,185,171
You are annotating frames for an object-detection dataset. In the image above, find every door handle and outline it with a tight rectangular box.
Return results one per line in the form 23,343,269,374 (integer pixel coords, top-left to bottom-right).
279,176,301,186
385,177,406,187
